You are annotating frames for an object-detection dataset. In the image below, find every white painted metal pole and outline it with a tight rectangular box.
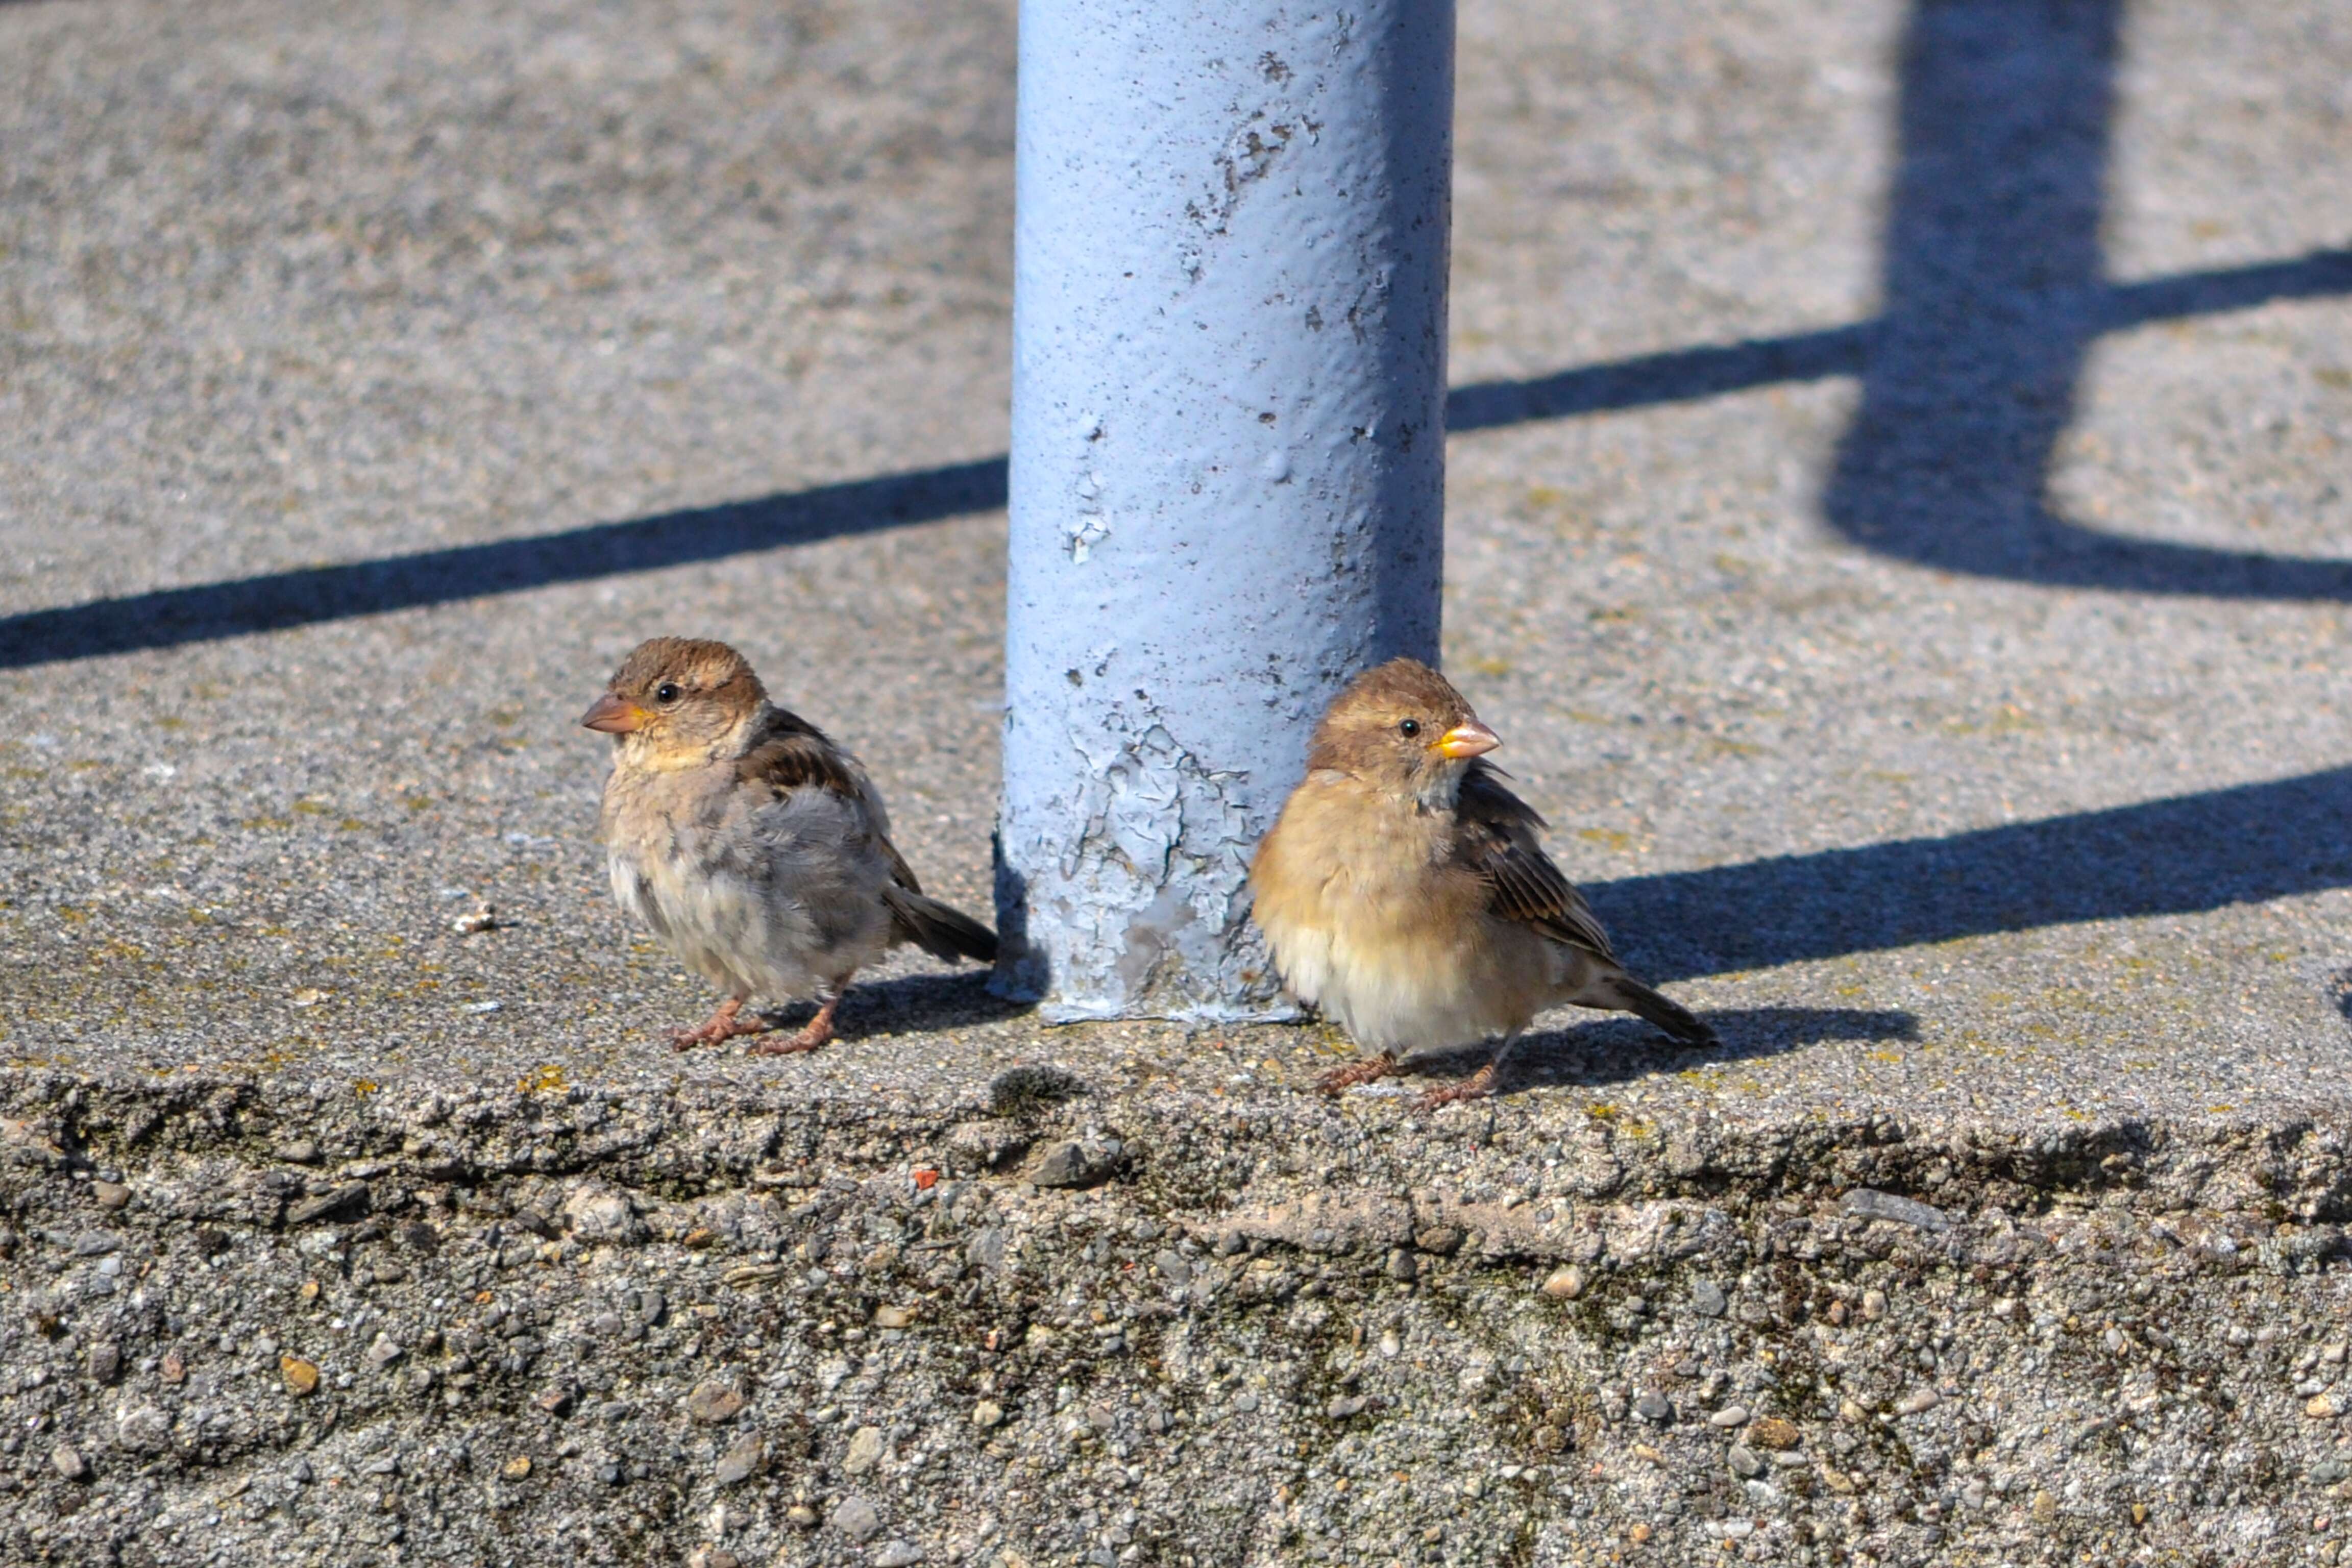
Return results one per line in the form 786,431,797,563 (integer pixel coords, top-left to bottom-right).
994,0,1454,1019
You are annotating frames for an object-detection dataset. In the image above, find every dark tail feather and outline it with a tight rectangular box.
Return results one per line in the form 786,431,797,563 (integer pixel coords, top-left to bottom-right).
1600,975,1718,1048
885,888,999,965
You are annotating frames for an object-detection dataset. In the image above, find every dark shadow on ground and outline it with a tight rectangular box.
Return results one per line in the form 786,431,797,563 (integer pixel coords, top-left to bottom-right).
1586,765,2352,984
5,260,2343,668
0,458,1007,670
1821,0,2352,600
1393,1006,1919,1094
762,967,1030,1041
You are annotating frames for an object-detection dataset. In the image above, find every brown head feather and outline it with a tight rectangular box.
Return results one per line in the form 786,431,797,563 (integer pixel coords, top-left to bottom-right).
607,637,765,715
593,637,771,767
1305,658,1485,798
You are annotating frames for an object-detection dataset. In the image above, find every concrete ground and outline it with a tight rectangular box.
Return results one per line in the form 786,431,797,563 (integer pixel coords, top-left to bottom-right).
3,1,2350,1564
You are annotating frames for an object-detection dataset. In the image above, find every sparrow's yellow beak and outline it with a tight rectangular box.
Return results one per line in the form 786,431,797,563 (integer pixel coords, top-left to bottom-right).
1436,720,1501,760
579,692,645,734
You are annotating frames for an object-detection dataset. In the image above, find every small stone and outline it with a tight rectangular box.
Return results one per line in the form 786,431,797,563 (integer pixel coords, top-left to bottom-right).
288,1183,370,1227
365,1334,405,1368
2130,1502,2149,1525
787,1504,820,1527
1708,1405,1751,1429
1540,1266,1585,1300
1728,1444,1765,1478
561,1188,644,1245
116,1403,171,1451
1749,1416,1801,1450
872,1545,924,1568
91,1181,130,1211
2031,1490,2059,1523
297,1280,321,1304
1838,1398,1869,1423
872,1305,916,1329
1414,1226,1463,1256
844,1424,887,1474
51,1443,89,1481
1634,1392,1673,1424
830,1497,883,1541
280,1356,321,1396
1628,1524,1653,1544
1386,1248,1419,1282
2310,1395,2341,1420
1861,1289,1887,1322
684,1381,747,1424
453,902,497,935
1155,1250,1191,1285
1895,1388,1941,1416
1378,1329,1402,1359
535,1386,574,1416
86,1340,122,1384
1821,1466,1856,1494
1689,1280,1727,1317
1327,1394,1367,1420
161,1351,185,1383
278,1140,321,1165
1032,1138,1121,1189
972,1401,1004,1430
714,1434,764,1486
1842,1188,1951,1232
501,1455,532,1481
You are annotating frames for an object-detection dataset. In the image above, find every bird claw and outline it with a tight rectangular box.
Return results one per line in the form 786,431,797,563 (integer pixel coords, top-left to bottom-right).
1316,1052,1400,1093
748,997,841,1058
748,1025,831,1057
668,1013,772,1051
1412,1062,1499,1112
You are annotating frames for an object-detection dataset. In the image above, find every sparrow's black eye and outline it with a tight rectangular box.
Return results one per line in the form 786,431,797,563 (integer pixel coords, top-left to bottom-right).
1398,718,1421,738
653,682,682,705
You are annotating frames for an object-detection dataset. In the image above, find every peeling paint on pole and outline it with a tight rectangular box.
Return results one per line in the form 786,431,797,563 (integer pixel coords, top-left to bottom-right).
995,0,1454,1019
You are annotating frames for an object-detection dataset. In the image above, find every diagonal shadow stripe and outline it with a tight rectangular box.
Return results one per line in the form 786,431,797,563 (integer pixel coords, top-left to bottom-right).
2101,249,2352,333
1588,764,2352,984
0,459,1007,670
1,249,2345,671
1822,0,2352,602
1444,323,1868,432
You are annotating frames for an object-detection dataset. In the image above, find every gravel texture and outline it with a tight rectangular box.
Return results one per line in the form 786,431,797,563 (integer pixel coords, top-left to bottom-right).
3,0,2350,1561
1,1071,2349,1567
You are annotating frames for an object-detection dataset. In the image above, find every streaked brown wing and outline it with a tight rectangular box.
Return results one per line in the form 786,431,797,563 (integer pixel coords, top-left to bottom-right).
733,709,924,894
1453,763,1619,964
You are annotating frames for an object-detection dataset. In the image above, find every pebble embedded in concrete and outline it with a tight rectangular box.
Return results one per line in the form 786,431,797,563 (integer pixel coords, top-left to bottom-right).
844,1425,886,1474
830,1497,882,1541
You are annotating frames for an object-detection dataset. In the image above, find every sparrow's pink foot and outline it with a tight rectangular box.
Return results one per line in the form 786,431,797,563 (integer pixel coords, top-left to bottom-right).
749,994,842,1057
669,997,771,1051
1413,1061,1500,1112
1316,1052,1400,1094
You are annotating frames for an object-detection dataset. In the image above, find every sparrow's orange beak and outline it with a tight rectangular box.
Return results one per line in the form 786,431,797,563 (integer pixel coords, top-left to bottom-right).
579,692,644,734
1436,720,1501,760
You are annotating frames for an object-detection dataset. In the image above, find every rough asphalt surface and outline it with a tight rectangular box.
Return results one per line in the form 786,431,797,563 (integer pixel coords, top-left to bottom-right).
2,0,2349,1563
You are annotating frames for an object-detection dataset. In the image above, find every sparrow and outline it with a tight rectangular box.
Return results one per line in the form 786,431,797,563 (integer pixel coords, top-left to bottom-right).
1248,657,1715,1107
580,636,997,1054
